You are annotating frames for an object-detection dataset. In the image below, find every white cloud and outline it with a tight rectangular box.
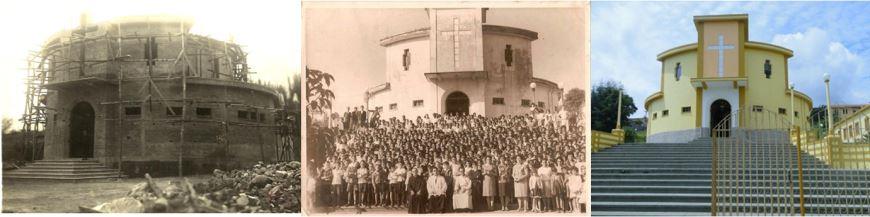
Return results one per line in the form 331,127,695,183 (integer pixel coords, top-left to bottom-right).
773,27,868,106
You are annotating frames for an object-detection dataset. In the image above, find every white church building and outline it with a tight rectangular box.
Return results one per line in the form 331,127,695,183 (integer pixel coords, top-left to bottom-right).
366,8,564,119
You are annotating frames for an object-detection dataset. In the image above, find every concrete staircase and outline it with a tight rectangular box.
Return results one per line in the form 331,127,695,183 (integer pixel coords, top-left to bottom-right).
3,159,122,180
591,137,870,216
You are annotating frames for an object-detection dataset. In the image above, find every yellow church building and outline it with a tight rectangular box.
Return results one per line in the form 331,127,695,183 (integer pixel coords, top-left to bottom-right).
645,14,813,143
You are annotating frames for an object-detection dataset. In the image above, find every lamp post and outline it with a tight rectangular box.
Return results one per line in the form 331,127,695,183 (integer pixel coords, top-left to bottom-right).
616,90,623,129
790,82,795,126
530,82,537,113
824,73,832,135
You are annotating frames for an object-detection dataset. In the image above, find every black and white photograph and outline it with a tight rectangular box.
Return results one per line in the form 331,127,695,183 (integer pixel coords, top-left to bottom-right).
1,0,301,213
303,3,590,215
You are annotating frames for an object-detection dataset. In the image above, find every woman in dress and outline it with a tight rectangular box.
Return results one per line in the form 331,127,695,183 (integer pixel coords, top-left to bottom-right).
528,168,542,212
482,157,497,210
513,157,529,212
553,161,567,212
452,168,473,212
537,159,554,212
567,167,583,213
497,158,512,211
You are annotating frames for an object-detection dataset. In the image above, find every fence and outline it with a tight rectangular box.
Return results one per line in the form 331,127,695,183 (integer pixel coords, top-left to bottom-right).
712,107,870,215
591,129,624,152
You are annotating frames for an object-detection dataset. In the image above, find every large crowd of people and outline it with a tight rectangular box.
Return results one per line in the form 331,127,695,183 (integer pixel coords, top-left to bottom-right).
312,110,585,214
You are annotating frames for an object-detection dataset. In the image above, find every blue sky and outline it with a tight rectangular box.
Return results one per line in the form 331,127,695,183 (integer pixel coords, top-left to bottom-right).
591,1,870,118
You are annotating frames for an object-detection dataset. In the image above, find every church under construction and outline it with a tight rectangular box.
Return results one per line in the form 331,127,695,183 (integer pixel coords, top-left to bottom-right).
8,15,296,179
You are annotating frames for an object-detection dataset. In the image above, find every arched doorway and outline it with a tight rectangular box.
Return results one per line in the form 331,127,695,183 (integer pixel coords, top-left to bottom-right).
710,99,731,137
69,102,95,158
445,91,470,116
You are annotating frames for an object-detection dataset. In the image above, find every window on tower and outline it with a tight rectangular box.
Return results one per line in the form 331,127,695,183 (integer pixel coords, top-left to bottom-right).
675,62,682,81
196,107,212,118
662,110,669,117
145,37,158,66
505,45,513,66
764,59,772,79
492,97,505,105
778,108,787,115
125,106,142,116
521,99,531,107
389,103,398,110
752,105,764,112
402,49,410,71
413,100,424,107
166,106,183,117
682,106,691,113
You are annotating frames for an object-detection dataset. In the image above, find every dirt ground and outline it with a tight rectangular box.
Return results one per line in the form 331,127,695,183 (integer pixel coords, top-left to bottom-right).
1,175,209,213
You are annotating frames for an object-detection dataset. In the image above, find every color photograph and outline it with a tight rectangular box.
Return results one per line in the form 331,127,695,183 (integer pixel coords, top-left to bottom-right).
590,1,870,215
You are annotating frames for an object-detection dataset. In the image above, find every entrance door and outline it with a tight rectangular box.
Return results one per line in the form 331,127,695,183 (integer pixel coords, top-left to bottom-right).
69,102,95,158
710,99,731,137
445,91,470,116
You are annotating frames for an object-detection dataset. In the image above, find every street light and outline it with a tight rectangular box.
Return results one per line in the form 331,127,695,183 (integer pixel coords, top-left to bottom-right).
789,82,795,126
823,73,832,135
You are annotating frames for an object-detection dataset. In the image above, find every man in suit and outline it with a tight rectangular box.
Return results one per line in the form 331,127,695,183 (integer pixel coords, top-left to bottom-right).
427,168,448,213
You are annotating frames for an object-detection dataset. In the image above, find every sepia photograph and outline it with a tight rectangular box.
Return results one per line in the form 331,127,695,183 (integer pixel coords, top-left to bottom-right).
303,3,590,215
1,0,301,213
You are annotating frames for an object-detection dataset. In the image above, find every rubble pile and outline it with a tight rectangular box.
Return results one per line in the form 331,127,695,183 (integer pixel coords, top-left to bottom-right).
81,161,301,213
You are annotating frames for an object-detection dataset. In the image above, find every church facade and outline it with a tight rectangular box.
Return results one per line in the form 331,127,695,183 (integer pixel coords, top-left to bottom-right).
645,14,813,143
366,8,563,119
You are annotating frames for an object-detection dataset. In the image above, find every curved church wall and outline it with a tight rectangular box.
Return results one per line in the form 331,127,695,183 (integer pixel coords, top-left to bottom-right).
39,16,282,177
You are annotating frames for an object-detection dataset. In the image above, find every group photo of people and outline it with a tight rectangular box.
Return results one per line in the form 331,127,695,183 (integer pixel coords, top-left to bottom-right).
308,110,586,214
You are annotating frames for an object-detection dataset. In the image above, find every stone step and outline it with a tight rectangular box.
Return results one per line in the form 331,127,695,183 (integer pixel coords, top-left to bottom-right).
31,161,104,166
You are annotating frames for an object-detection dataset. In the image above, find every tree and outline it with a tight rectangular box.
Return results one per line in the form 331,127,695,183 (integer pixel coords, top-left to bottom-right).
563,88,584,113
304,67,335,165
305,67,335,113
2,117,13,134
591,80,637,132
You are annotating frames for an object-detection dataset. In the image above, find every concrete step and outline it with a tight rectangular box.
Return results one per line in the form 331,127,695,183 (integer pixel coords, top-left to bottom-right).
593,162,829,168
592,211,711,216
593,193,710,203
592,201,710,213
593,173,870,181
3,159,122,180
13,167,120,173
34,159,100,163
5,170,120,176
593,185,710,194
0,174,121,180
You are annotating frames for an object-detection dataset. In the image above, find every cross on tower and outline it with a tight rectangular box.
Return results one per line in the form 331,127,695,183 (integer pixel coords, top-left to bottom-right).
440,17,473,69
707,34,734,77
